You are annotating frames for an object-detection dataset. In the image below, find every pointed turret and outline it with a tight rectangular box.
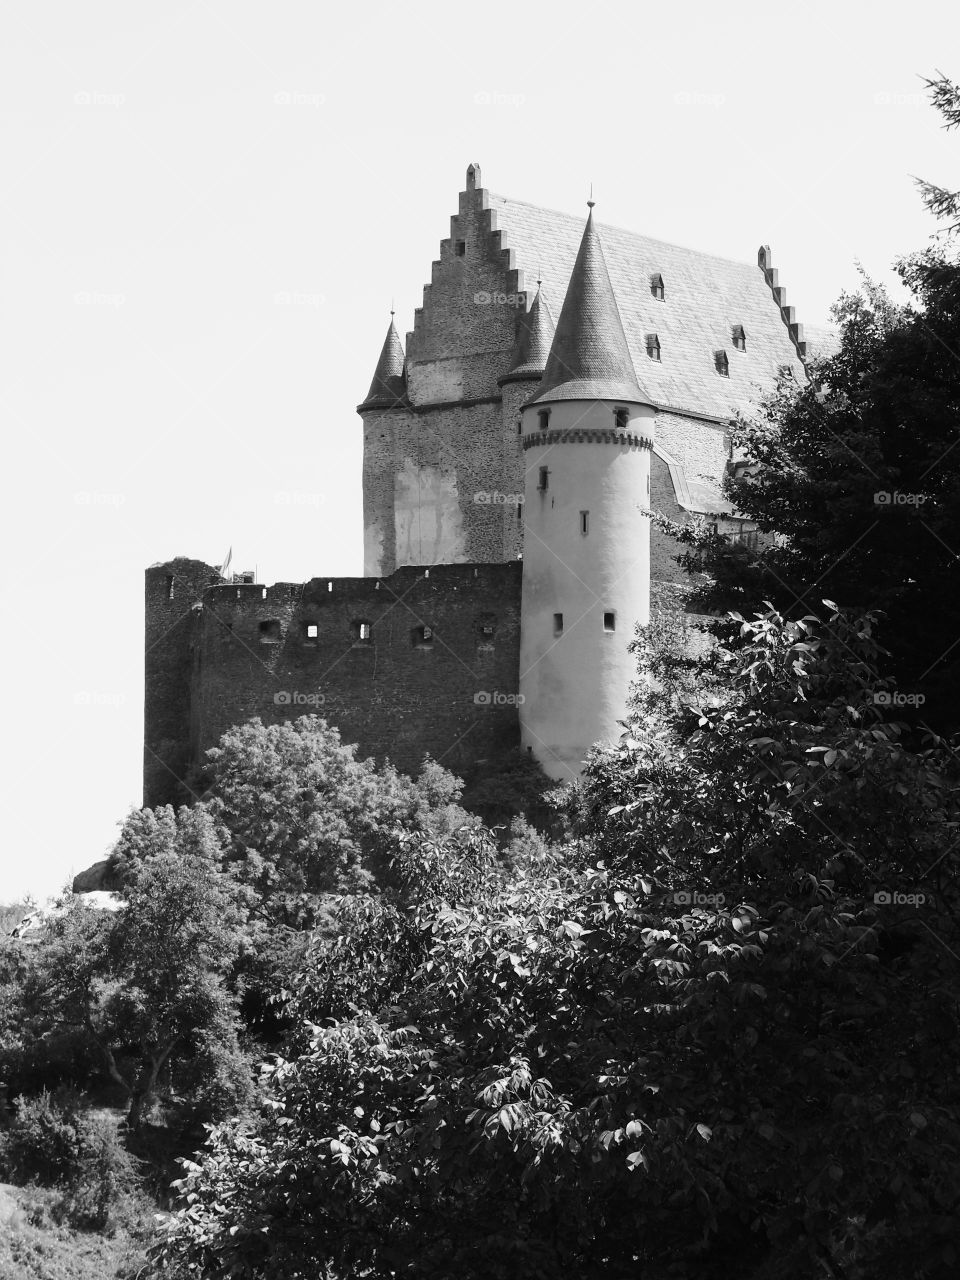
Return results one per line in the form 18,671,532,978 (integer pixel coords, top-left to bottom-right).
531,206,649,405
360,313,407,409
500,285,556,385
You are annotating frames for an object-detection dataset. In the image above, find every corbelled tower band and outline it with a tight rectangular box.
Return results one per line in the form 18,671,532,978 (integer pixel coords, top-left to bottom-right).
518,203,655,780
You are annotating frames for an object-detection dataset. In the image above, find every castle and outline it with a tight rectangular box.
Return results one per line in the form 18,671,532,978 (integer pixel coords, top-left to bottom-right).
144,164,825,807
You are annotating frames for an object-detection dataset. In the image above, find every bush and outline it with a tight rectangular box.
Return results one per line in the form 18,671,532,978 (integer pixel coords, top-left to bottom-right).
0,1089,82,1185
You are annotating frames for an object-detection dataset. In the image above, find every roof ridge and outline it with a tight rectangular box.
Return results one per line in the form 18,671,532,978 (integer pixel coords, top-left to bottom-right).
487,190,759,271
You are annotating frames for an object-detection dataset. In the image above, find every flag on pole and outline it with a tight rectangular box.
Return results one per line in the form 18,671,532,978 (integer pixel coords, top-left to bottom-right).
220,546,233,580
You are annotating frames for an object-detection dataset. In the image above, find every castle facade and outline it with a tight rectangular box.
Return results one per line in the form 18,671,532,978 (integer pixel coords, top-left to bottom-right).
144,164,820,806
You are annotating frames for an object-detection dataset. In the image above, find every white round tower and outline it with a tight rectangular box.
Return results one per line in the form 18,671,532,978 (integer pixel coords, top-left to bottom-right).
519,202,655,780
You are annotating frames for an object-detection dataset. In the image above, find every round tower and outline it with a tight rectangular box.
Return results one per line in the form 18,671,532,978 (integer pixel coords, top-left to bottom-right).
519,203,655,780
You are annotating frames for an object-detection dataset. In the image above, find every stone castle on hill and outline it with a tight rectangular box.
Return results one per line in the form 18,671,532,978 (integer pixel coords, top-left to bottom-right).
144,163,829,807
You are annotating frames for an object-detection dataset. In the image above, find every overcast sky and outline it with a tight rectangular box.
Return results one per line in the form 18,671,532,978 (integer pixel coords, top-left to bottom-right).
1,0,957,903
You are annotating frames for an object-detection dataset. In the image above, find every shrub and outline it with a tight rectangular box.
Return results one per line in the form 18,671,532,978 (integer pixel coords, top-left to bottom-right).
0,1089,82,1185
55,1112,142,1234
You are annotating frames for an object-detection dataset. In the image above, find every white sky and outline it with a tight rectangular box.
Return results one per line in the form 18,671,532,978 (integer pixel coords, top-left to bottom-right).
1,0,957,903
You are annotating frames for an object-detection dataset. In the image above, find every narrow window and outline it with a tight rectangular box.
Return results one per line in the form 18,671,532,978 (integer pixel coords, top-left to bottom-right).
353,620,372,643
553,613,564,635
305,622,318,641
327,580,333,592
538,466,549,491
516,502,522,520
645,333,661,361
732,324,746,352
714,350,729,377
165,574,174,599
455,239,466,257
516,419,522,435
603,611,616,632
580,510,589,535
413,624,433,647
537,409,550,430
650,273,664,300
614,407,629,429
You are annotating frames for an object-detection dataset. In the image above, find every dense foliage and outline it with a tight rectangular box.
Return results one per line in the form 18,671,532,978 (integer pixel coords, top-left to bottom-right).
151,605,960,1279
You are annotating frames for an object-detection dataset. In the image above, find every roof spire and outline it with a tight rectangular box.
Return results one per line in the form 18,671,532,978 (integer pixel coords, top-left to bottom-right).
587,182,594,209
530,205,650,406
360,309,407,409
501,285,556,385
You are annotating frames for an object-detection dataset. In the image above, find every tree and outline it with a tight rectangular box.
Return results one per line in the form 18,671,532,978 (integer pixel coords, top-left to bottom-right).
35,806,250,1133
152,606,960,1279
663,75,960,729
915,71,960,236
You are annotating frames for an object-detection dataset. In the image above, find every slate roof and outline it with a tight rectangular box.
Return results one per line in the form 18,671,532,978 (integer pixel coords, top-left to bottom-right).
500,285,556,384
361,316,407,408
487,193,812,420
530,207,651,406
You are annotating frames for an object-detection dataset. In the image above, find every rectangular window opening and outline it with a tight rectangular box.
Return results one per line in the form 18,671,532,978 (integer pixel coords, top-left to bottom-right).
538,466,549,491
305,623,318,640
603,611,616,632
455,239,466,256
580,510,589,535
553,612,564,635
165,574,174,599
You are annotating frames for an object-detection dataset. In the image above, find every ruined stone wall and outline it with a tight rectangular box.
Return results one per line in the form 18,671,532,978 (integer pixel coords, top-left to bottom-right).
144,557,220,809
185,562,522,793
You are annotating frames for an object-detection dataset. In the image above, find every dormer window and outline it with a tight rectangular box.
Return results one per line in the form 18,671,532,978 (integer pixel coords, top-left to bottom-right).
614,407,629,430
537,408,550,430
645,333,661,361
650,273,665,301
732,325,746,352
714,350,730,377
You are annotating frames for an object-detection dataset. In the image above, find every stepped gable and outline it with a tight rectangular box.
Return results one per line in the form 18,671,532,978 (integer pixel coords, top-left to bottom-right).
486,191,811,420
531,205,651,406
500,284,555,384
360,313,407,409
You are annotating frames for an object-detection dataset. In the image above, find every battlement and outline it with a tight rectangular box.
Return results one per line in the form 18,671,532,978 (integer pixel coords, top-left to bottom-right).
144,559,523,808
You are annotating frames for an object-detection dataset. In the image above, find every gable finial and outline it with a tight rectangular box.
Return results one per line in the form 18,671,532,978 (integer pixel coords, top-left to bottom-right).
587,181,595,210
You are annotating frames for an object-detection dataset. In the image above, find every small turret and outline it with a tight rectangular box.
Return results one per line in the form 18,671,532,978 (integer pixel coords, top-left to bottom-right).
499,284,556,386
359,312,407,409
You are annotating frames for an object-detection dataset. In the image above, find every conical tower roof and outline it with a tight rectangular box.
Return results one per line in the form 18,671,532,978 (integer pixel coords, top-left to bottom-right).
500,285,555,384
360,314,407,409
530,205,650,405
